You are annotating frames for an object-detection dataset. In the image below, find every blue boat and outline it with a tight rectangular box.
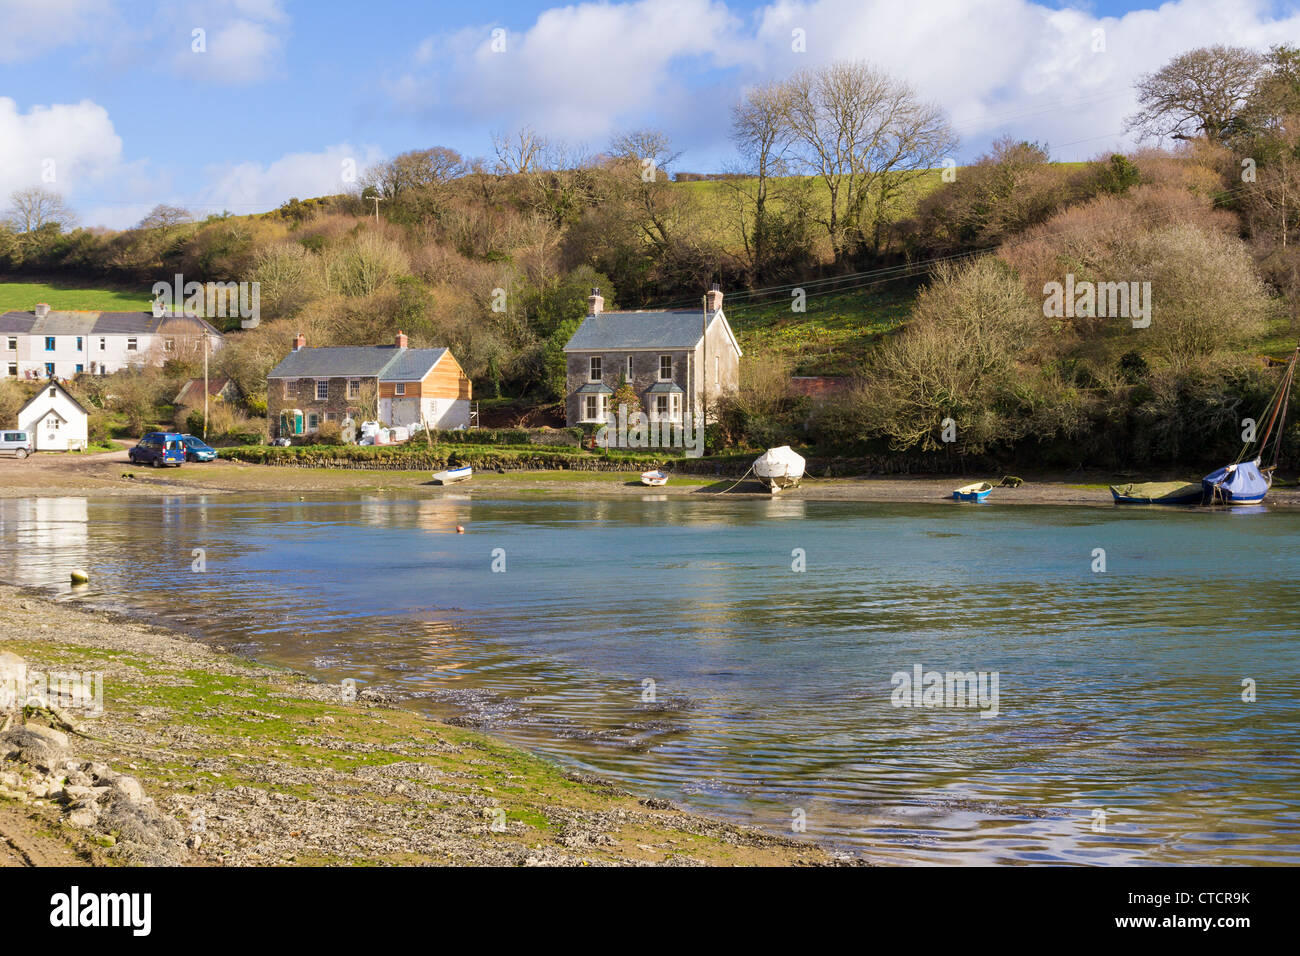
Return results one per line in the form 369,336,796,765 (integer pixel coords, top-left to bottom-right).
952,481,993,502
1203,459,1271,505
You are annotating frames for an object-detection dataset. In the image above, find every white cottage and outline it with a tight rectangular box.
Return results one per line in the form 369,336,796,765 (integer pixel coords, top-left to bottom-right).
17,380,89,452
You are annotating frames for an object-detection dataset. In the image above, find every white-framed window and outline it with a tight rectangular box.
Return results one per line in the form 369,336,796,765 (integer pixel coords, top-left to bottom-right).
163,338,174,352
658,355,672,380
583,394,607,421
672,393,681,418
307,413,319,431
656,395,669,417
589,356,602,382
126,337,137,351
626,356,633,380
715,355,720,380
6,363,15,376
282,380,292,399
99,337,106,351
347,379,360,399
6,336,16,350
315,380,329,400
395,383,405,396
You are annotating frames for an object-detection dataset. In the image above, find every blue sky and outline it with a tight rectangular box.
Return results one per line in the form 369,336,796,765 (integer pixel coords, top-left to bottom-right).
1,0,1298,228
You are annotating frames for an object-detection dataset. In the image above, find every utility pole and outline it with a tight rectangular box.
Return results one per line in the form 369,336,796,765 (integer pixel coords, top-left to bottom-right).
370,194,385,224
202,330,209,441
701,293,708,444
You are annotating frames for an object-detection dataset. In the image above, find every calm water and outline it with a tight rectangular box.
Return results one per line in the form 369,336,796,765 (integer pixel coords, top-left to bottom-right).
2,492,1298,864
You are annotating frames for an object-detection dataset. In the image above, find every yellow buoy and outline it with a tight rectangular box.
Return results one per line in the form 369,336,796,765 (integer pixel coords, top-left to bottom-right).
70,569,89,585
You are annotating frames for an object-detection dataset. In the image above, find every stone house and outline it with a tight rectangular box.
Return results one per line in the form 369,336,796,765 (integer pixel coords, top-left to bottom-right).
562,285,742,427
266,331,471,438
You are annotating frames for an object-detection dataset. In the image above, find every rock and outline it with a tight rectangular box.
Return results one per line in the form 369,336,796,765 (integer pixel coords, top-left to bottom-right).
68,807,97,828
110,775,147,804
1,726,70,770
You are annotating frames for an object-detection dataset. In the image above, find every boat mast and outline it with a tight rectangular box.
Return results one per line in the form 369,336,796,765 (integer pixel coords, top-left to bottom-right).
1256,346,1299,467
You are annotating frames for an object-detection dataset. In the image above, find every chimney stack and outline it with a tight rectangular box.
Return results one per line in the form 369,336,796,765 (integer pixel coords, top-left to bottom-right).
34,303,50,318
705,284,723,313
293,332,306,351
395,330,408,349
587,287,604,316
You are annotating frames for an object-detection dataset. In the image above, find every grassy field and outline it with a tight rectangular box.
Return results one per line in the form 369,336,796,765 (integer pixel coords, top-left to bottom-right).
0,277,154,312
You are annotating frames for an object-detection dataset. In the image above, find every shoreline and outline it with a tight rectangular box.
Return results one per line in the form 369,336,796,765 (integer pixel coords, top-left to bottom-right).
5,450,1298,507
0,583,840,867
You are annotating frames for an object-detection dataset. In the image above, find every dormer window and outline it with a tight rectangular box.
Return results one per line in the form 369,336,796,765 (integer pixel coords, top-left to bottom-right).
589,357,602,382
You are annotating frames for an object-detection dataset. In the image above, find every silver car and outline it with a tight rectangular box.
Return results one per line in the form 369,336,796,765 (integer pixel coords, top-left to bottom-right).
0,430,33,458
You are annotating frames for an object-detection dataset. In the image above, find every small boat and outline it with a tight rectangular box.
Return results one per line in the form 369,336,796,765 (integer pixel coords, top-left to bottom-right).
1202,344,1298,506
753,446,805,493
432,465,473,485
640,470,668,487
952,481,994,502
1110,481,1204,505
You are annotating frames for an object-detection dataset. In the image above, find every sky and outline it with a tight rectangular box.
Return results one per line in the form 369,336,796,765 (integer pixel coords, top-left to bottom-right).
1,0,1298,229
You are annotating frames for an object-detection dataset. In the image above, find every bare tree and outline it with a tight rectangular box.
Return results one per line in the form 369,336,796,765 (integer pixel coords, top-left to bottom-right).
363,147,467,200
4,186,75,233
1127,45,1266,143
780,61,956,262
729,81,792,280
492,126,549,175
136,204,194,230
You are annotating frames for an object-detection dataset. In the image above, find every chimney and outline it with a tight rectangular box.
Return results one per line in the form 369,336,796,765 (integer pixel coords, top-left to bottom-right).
395,330,408,349
587,287,604,316
293,332,306,351
34,303,50,318
705,284,723,313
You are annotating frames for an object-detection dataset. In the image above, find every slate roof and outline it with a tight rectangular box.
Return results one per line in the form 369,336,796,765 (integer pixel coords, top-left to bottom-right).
266,346,449,381
174,376,233,404
646,381,685,393
564,310,723,351
0,310,221,337
574,382,613,394
19,380,89,417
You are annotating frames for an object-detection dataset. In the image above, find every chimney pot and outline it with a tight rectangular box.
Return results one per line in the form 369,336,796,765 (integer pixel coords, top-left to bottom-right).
587,288,604,316
293,332,306,351
705,285,723,312
34,303,50,318
395,330,408,349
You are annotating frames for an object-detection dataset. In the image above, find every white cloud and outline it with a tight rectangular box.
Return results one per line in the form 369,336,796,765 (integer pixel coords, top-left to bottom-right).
390,0,1300,165
0,0,115,63
167,0,291,83
0,97,127,207
195,143,385,212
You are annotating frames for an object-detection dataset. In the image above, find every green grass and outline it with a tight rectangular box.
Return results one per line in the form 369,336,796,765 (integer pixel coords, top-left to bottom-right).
0,278,155,312
725,283,919,375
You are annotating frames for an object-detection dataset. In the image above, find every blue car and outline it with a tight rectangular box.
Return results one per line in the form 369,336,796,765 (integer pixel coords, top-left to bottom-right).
181,435,218,462
128,432,186,467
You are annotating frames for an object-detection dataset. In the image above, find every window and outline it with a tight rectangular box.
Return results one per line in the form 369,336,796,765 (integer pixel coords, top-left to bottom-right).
282,380,292,399
44,363,54,377
45,337,55,351
715,355,720,380
656,395,669,417
589,356,602,382
75,364,83,374
325,412,336,422
99,337,106,351
626,356,633,380
126,338,137,351
658,355,672,380
395,383,405,396
584,395,604,421
6,364,15,377
347,380,360,399
315,380,329,401
307,413,319,431
76,337,83,351
6,337,15,351
49,387,56,398
163,338,174,352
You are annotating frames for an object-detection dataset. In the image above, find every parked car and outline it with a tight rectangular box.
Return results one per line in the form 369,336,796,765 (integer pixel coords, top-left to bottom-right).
128,432,186,467
180,434,218,462
0,430,33,458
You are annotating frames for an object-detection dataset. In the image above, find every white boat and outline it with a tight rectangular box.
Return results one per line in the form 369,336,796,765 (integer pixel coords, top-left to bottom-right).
640,470,669,487
753,446,805,493
432,465,473,484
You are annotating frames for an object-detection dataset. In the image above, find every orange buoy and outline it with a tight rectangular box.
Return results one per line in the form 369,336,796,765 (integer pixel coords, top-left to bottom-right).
456,525,465,534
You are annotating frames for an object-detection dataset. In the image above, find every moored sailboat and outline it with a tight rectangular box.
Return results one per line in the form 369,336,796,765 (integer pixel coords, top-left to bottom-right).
1202,346,1298,505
